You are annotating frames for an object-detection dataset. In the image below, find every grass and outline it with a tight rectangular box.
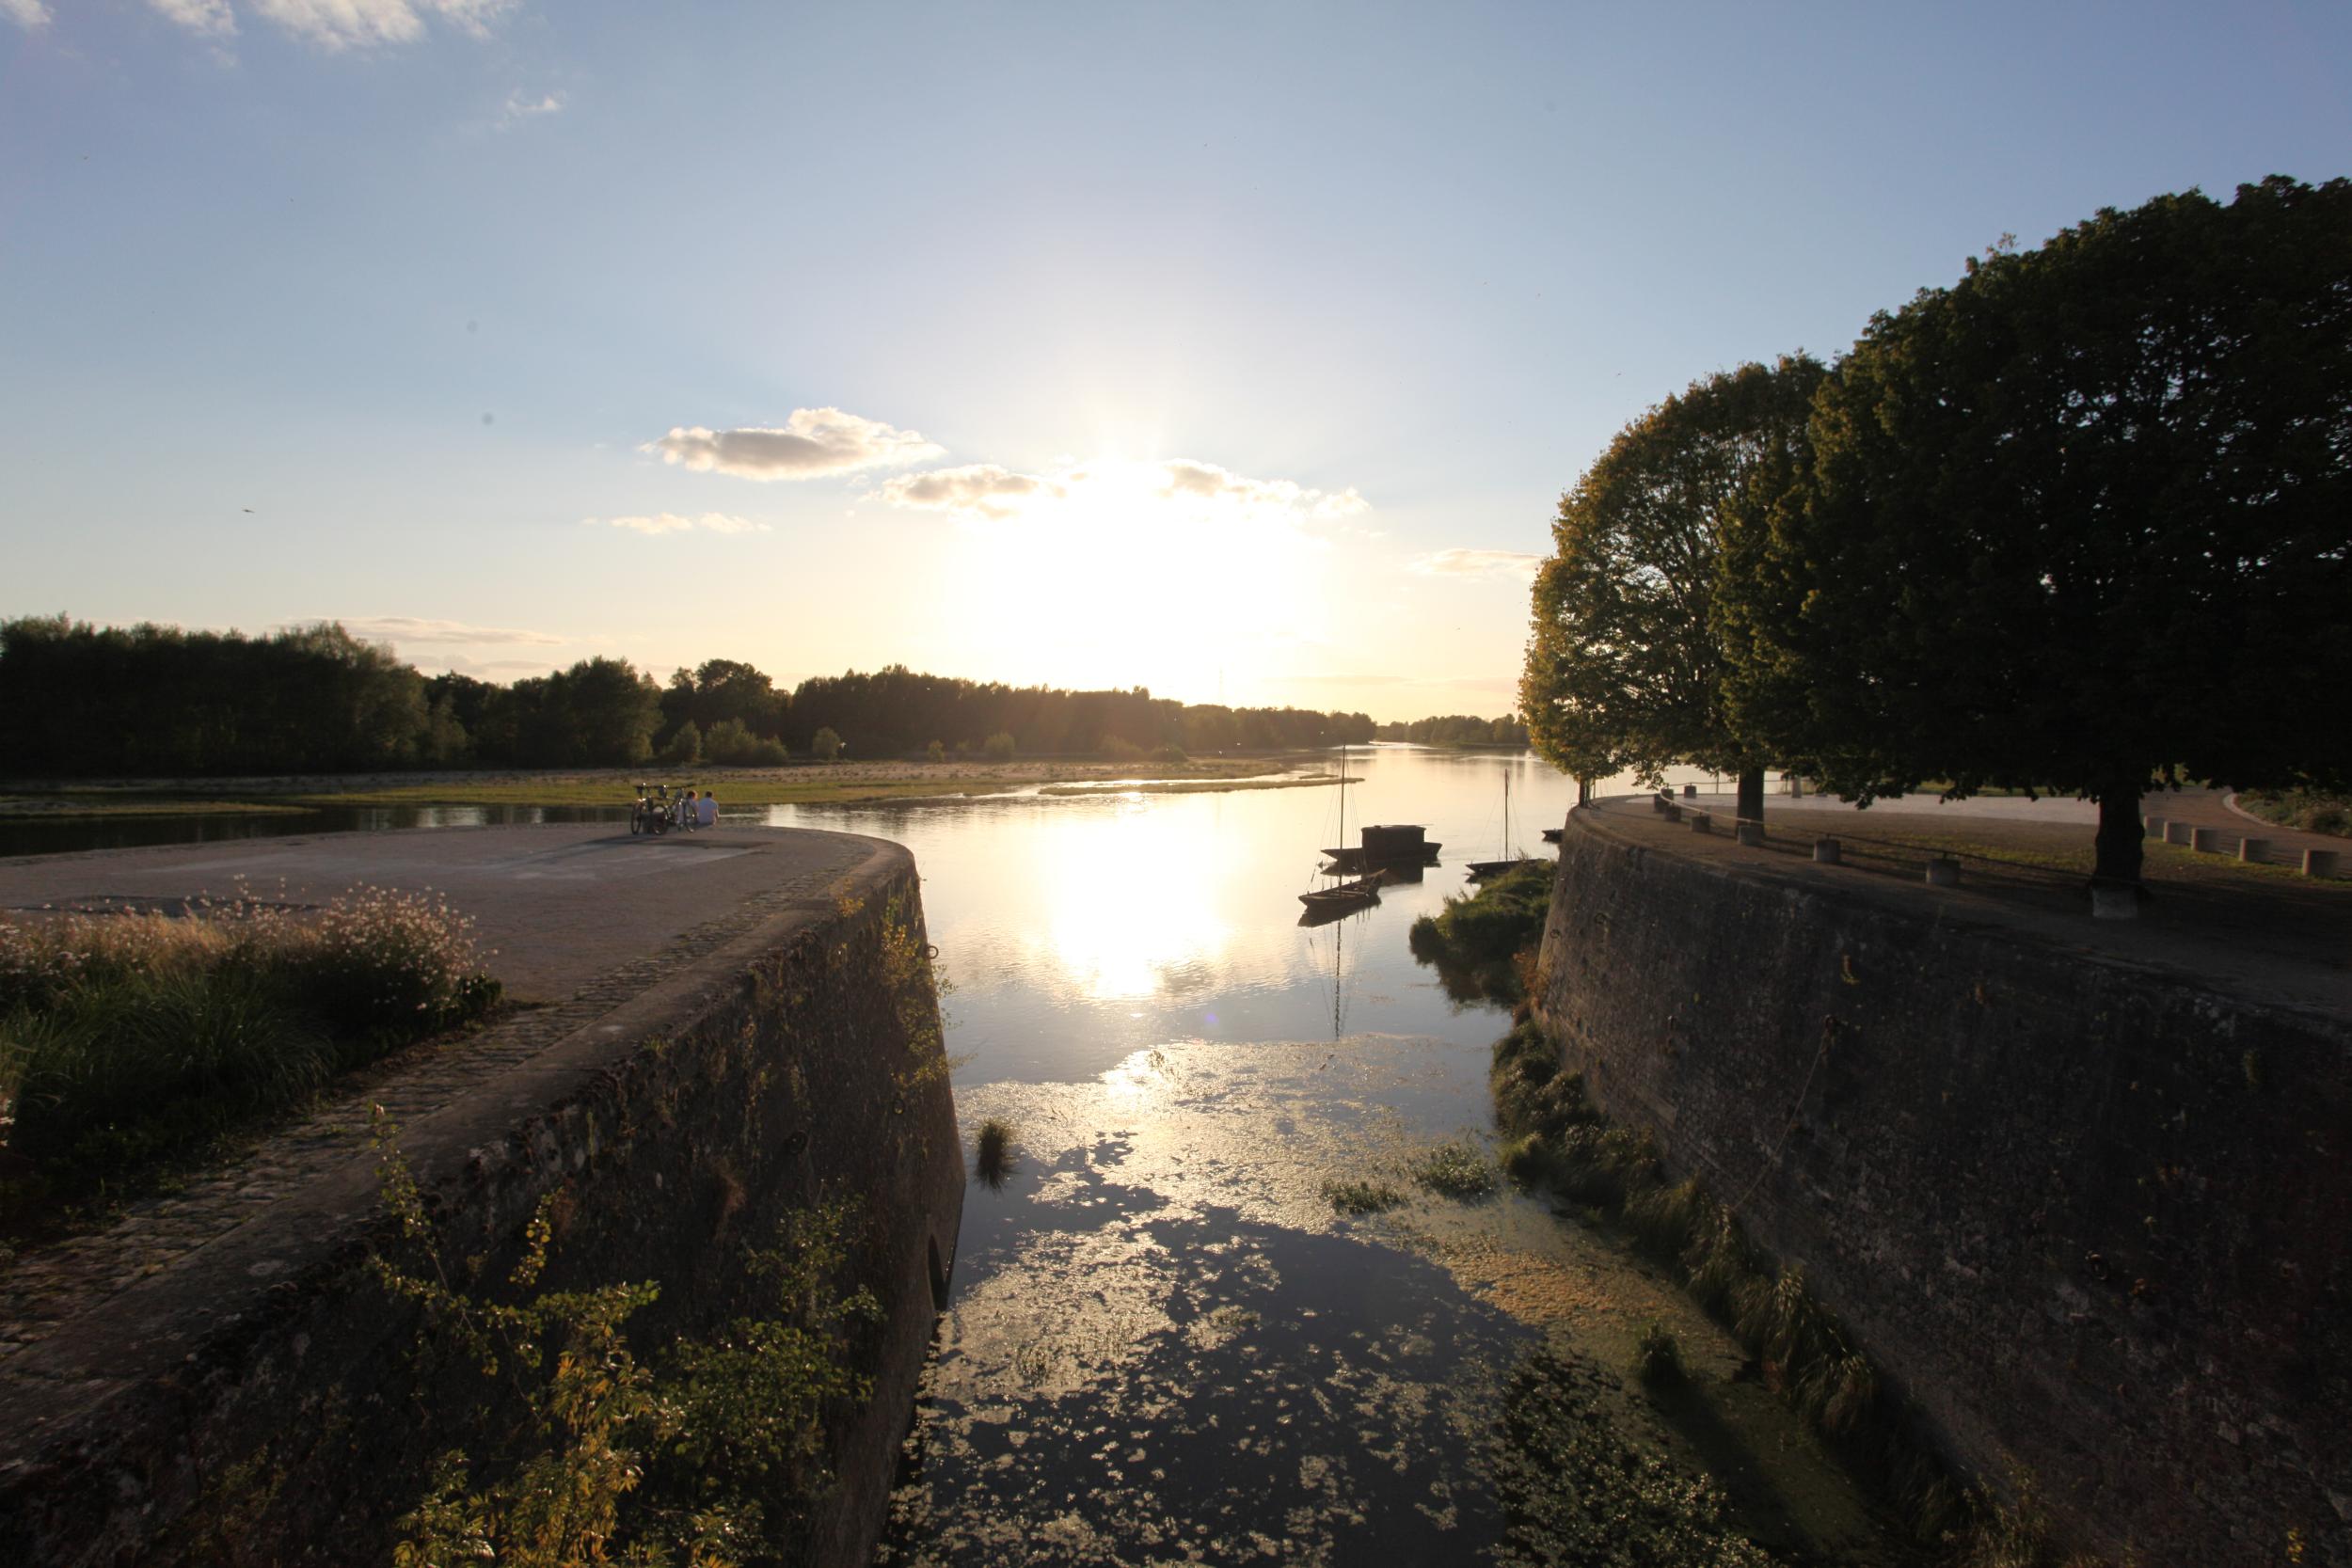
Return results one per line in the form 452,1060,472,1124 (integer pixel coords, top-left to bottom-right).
0,889,501,1234
1407,858,1553,1005
1320,1177,1406,1215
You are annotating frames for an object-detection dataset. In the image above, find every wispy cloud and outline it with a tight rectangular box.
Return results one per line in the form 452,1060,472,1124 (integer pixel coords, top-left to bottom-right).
149,0,236,34
235,0,512,50
498,89,565,129
1,0,52,32
1409,547,1543,583
591,513,771,536
329,616,566,646
873,456,1369,531
873,464,1067,520
648,408,944,482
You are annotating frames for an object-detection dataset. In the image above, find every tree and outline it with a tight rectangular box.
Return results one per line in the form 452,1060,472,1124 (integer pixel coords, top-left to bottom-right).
1522,356,1825,821
810,726,843,762
660,719,702,767
1723,177,2352,888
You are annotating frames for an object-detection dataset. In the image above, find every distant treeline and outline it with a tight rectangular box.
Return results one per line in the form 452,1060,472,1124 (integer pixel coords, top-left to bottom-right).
1374,714,1530,747
0,617,1409,776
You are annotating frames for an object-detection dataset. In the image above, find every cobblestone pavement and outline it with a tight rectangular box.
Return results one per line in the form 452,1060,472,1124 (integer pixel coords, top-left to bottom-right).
0,826,871,1371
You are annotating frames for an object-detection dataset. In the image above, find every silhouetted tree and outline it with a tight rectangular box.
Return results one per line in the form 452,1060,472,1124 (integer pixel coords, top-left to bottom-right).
1723,178,2352,886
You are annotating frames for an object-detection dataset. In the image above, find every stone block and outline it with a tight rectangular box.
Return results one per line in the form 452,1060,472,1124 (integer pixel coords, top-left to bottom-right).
2143,816,2167,838
1690,812,1710,833
2090,884,2139,921
1682,784,1697,799
1813,837,1841,865
1735,821,1765,847
1663,802,1682,823
2305,848,2342,879
2190,827,2220,853
2239,838,2269,864
2163,822,2193,846
1926,858,1962,888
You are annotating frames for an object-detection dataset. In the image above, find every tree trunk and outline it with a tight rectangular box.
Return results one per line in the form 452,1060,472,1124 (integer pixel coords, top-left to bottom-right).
2092,784,2144,887
1577,777,1591,807
1737,767,1765,826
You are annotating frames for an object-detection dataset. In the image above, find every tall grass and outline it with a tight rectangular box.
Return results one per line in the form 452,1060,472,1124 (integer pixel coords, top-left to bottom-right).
0,889,500,1224
1407,859,1552,1005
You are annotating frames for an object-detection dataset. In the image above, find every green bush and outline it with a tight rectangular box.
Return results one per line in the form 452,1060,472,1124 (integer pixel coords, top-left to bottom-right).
1411,1138,1497,1200
660,720,703,767
1410,860,1552,1004
1632,1321,1685,1386
925,739,946,763
1099,735,1143,760
1322,1177,1406,1214
705,718,787,766
1151,742,1188,764
982,731,1016,761
809,726,843,762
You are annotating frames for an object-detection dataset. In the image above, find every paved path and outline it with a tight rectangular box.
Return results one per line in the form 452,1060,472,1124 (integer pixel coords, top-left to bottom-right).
0,823,853,1002
1579,797,2350,1018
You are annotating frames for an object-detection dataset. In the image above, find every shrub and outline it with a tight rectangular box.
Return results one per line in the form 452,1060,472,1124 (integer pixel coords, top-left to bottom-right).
705,718,788,766
982,731,1016,761
973,1117,1015,1188
1099,735,1143,760
810,726,843,762
926,739,946,764
1632,1321,1685,1386
1410,860,1553,1004
1151,743,1188,764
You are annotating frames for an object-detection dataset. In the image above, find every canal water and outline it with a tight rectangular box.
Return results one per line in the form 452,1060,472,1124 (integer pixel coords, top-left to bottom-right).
3,750,1896,1564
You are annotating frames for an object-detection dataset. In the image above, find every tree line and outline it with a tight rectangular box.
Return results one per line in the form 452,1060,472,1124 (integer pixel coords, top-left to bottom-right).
1374,714,1531,747
1521,177,2352,887
0,620,1396,775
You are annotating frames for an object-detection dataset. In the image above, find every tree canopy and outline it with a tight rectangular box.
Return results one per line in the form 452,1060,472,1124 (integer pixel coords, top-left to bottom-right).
1720,176,2352,883
1522,356,1825,818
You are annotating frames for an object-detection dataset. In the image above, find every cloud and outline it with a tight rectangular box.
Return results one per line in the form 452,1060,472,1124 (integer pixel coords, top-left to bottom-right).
1409,547,1543,583
1,0,51,30
149,0,236,33
873,465,1067,520
498,89,564,129
1158,459,1369,521
242,0,512,50
330,616,566,646
592,513,771,536
648,408,944,482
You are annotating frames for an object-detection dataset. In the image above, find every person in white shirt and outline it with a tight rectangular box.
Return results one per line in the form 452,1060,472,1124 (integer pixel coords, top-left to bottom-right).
696,790,718,829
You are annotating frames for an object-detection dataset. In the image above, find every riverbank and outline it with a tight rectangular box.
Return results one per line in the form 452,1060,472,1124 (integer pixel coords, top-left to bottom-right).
0,753,1330,818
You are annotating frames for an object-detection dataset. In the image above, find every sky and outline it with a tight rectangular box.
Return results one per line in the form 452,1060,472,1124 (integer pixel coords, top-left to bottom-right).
2,1,2346,721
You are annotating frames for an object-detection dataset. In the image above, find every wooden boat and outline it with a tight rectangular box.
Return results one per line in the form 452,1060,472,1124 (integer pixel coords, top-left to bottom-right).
1541,827,1563,844
1466,768,1529,881
1299,869,1387,910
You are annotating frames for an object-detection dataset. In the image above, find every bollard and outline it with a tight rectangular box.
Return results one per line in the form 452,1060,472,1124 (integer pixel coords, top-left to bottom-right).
1813,837,1841,865
1735,821,1765,847
2239,838,2269,864
2162,822,2193,846
1682,784,1698,800
1663,802,1682,823
2143,816,2167,839
1690,811,1711,833
1925,857,1962,888
1651,794,1668,814
2189,827,2219,853
2306,849,2343,879
2090,883,2139,921
1788,777,1804,799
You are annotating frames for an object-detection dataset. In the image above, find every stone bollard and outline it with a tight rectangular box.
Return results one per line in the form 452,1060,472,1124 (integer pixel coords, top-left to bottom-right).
1651,794,1667,814
2163,822,2194,846
1813,837,1841,865
2239,838,2269,864
2143,816,2167,839
1735,820,1765,848
1682,784,1698,800
1690,811,1711,833
2090,883,2139,921
1925,857,1962,888
1663,802,1682,823
2305,848,2343,879
1788,777,1804,800
2189,827,2220,853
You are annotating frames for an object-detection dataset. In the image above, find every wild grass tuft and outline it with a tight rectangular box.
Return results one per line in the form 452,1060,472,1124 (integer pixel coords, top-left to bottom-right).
1632,1321,1685,1386
973,1117,1016,1189
1409,860,1553,1005
1321,1177,1406,1215
1410,1139,1497,1201
0,889,499,1228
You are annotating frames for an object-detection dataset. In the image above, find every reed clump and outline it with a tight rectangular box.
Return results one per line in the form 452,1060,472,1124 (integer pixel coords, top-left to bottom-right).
0,888,500,1227
972,1117,1016,1189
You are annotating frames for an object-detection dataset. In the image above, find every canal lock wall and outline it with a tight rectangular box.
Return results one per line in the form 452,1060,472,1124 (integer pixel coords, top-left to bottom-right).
1529,809,2350,1567
0,838,961,1568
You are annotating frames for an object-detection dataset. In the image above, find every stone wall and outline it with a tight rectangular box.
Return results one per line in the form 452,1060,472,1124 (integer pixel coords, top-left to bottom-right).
1531,809,2349,1567
0,837,961,1567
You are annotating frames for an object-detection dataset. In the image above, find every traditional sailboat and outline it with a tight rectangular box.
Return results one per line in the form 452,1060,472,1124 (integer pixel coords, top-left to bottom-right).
1464,766,1527,881
1300,744,1385,914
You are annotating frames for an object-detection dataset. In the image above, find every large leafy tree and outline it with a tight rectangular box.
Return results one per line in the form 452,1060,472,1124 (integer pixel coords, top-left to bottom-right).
1722,177,2352,888
1522,356,1825,822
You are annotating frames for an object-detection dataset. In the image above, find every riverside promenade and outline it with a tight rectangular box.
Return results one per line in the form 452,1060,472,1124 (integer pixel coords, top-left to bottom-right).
1582,790,2350,1017
0,824,964,1567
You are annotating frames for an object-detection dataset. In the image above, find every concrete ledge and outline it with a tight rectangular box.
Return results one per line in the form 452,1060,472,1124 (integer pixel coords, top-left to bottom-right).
0,827,961,1567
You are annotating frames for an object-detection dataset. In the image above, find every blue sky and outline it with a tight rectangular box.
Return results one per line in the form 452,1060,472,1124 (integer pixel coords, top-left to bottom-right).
3,0,2346,719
